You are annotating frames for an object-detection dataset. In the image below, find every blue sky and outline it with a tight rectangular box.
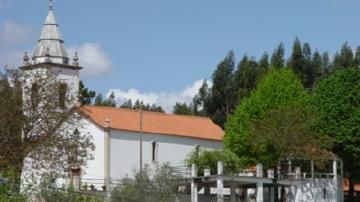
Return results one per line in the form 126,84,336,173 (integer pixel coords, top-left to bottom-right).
1,0,360,111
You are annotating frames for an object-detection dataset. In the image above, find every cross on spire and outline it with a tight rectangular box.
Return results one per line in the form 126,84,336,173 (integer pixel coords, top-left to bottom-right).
49,0,53,10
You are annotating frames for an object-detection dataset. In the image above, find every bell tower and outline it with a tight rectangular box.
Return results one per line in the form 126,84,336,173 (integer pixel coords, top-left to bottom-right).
20,0,82,108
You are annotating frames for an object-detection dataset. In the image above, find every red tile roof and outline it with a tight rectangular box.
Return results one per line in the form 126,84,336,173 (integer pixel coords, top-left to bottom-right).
80,105,224,141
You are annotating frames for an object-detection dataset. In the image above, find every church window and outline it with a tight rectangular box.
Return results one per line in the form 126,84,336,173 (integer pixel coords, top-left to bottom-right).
58,83,68,109
151,141,158,162
31,83,39,107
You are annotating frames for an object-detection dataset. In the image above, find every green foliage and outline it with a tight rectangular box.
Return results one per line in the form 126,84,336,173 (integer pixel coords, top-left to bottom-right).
121,99,165,113
173,102,193,115
207,51,237,128
312,68,360,181
185,149,241,176
111,164,181,202
248,104,332,167
78,81,95,105
0,183,27,202
270,43,285,68
224,68,308,167
94,92,117,107
234,55,259,103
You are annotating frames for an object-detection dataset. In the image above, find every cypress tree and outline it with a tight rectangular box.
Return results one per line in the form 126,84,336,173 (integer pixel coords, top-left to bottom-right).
290,38,304,78
270,43,285,68
209,51,236,128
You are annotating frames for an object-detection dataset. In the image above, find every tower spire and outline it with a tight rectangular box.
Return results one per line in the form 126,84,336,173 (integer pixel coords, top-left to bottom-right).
49,0,53,10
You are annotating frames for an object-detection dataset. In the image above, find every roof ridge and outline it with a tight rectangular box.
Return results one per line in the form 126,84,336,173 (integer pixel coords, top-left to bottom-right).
83,105,213,120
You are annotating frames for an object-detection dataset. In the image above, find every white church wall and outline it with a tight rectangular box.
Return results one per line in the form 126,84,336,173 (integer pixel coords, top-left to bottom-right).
79,118,105,189
109,129,223,181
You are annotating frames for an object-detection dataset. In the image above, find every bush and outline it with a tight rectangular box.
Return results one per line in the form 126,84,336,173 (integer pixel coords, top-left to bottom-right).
185,149,241,176
111,163,181,202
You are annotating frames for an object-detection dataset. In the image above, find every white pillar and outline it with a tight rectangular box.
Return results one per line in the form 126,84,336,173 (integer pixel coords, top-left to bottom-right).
256,164,264,202
311,160,314,179
191,164,198,202
217,161,224,202
104,118,111,201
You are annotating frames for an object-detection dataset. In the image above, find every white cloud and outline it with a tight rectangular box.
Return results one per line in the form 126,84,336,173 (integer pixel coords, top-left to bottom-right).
0,21,32,46
68,43,112,76
107,80,207,113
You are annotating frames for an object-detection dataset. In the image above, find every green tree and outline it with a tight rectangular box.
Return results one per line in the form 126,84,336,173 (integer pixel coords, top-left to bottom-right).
173,102,193,115
193,80,210,116
102,92,116,107
333,42,354,69
234,55,259,103
185,149,241,176
121,99,133,109
0,70,94,192
290,38,305,79
207,51,236,128
322,52,331,75
270,43,285,68
312,51,323,87
224,68,308,167
312,68,360,200
353,46,360,68
78,81,95,105
258,52,269,76
249,104,332,167
111,164,181,202
94,94,103,106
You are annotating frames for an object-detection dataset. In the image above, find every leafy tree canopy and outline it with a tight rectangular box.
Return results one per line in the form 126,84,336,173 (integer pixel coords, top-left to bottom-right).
312,68,360,197
185,149,241,176
224,68,309,167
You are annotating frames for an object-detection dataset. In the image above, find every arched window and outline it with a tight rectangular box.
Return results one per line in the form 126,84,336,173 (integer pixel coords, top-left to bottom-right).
31,83,39,107
151,141,158,162
58,83,68,109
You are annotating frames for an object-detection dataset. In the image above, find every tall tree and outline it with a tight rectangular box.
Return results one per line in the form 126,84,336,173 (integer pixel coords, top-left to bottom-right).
234,55,258,103
312,51,322,87
270,43,285,68
78,81,96,105
302,42,314,88
225,68,309,167
208,51,236,128
0,70,94,189
258,52,269,76
94,94,103,106
193,80,210,116
353,46,360,68
333,42,354,69
249,104,332,167
322,52,331,75
173,102,193,115
290,38,304,78
102,92,116,107
312,68,360,200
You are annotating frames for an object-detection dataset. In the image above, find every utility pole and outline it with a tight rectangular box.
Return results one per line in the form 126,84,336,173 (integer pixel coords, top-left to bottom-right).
139,109,143,172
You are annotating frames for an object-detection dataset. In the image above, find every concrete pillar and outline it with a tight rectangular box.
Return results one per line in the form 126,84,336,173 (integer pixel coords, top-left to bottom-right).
267,169,275,202
204,169,211,195
191,164,198,202
256,164,264,202
104,118,111,201
288,160,292,176
333,160,342,202
230,183,236,202
295,167,301,179
310,160,314,179
217,161,224,202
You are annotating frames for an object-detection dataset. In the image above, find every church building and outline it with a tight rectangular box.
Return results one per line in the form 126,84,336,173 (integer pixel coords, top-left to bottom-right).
19,2,224,190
